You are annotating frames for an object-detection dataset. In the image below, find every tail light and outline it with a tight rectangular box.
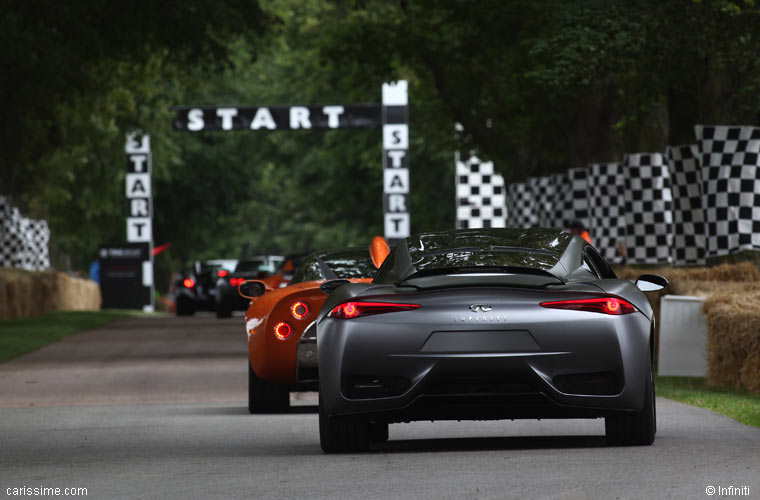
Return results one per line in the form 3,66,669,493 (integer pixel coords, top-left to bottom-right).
328,301,421,319
217,270,229,278
539,297,635,315
183,278,195,288
230,277,244,287
273,321,292,340
290,301,310,319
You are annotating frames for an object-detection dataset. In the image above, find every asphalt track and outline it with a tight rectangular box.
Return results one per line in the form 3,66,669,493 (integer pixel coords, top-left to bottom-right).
0,315,757,500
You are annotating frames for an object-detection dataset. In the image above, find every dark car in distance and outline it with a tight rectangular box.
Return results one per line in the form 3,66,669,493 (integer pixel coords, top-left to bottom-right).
215,255,284,318
175,259,237,316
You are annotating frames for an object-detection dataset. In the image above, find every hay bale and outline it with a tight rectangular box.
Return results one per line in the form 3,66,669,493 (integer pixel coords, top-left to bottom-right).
616,262,760,390
0,268,101,320
703,291,760,393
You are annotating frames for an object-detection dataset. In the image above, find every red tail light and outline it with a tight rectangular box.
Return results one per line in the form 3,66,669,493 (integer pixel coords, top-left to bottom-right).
540,297,635,315
291,301,310,319
183,278,195,288
273,321,292,340
217,269,229,278
230,277,244,287
328,301,421,319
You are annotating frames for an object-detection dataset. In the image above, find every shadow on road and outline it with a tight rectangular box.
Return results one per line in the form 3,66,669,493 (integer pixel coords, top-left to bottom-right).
173,404,319,416
372,434,607,454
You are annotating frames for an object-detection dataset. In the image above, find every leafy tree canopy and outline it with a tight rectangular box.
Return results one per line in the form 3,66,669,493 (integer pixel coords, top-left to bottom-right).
2,0,760,289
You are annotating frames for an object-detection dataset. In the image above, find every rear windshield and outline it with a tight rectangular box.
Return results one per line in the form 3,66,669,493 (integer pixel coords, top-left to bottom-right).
291,249,375,284
410,247,559,274
375,228,571,284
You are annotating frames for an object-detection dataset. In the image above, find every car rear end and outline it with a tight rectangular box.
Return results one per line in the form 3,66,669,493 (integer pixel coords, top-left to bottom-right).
318,285,652,423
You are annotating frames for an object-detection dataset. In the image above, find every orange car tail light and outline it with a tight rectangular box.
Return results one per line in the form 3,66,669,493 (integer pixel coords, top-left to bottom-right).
539,297,635,315
273,322,293,340
183,278,195,288
290,301,310,319
328,301,421,319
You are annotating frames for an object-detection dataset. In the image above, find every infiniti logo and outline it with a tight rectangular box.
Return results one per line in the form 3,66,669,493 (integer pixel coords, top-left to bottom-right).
469,304,492,312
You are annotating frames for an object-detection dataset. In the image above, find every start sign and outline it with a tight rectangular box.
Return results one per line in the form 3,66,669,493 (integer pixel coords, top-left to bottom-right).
171,81,411,243
123,133,154,312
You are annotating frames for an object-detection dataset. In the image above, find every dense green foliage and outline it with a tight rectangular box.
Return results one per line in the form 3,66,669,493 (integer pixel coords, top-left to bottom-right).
2,1,760,290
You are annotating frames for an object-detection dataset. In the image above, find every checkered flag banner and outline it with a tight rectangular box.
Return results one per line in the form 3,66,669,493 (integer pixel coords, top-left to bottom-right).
527,175,560,228
696,125,760,258
506,182,536,228
455,154,507,229
0,196,51,271
623,153,674,264
587,163,627,263
553,168,589,231
665,145,706,265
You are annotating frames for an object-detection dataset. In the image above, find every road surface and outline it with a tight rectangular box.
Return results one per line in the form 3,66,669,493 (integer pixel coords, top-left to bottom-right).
0,315,757,499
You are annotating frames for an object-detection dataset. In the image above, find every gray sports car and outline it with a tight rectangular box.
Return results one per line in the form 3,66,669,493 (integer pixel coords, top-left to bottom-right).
316,228,668,452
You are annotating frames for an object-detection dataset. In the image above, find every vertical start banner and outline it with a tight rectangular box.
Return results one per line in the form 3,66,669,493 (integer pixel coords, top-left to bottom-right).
125,134,154,312
382,81,410,244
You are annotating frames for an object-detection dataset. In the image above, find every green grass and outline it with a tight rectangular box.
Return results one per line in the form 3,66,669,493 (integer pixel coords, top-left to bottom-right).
0,310,144,363
657,376,760,428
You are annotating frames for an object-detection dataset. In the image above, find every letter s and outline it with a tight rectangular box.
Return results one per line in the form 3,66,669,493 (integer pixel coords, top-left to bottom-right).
187,109,205,131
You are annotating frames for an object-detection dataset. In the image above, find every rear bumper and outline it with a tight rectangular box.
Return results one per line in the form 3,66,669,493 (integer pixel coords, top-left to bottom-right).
318,310,652,421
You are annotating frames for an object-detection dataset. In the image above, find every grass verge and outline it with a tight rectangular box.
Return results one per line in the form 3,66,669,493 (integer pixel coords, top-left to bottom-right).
0,310,144,364
657,376,760,428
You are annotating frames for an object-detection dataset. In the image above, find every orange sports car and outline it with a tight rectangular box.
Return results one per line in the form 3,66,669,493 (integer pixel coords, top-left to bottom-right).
238,237,390,413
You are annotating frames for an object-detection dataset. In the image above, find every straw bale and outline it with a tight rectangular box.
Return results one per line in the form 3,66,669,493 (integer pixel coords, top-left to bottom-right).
0,268,101,321
703,291,760,393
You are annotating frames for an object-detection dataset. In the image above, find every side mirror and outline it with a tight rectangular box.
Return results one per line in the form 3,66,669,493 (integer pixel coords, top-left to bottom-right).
320,279,350,295
239,280,268,299
369,236,391,269
635,274,669,292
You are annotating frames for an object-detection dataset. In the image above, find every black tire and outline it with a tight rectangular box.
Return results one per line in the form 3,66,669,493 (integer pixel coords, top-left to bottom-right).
248,362,289,414
176,295,195,316
216,301,232,318
605,368,656,446
319,392,370,453
369,422,389,443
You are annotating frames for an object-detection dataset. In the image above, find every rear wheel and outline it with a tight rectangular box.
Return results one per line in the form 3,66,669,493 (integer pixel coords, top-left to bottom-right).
248,362,289,414
319,392,370,453
369,422,389,443
216,300,232,318
176,295,195,316
605,367,656,446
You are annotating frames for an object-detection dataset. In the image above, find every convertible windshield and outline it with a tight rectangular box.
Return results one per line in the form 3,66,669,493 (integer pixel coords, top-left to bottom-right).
291,249,376,284
407,230,568,276
374,228,573,284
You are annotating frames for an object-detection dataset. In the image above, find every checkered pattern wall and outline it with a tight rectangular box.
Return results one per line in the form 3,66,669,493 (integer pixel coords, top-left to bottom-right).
587,163,626,263
455,155,507,229
506,182,536,228
665,145,706,265
457,123,760,265
554,168,589,231
696,125,760,258
527,176,558,228
623,153,674,264
0,196,50,271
